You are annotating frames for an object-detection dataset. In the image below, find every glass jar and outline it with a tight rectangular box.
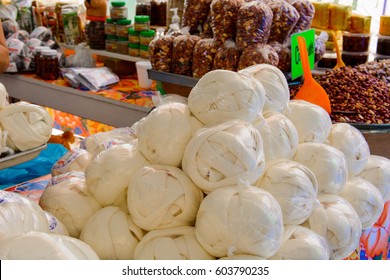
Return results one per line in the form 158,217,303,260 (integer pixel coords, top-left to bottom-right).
129,43,140,57
128,28,140,44
150,0,167,26
105,18,117,36
134,15,150,31
86,20,106,50
136,0,151,17
41,49,59,80
110,1,128,20
116,19,132,38
139,44,149,59
34,46,50,77
117,38,130,55
139,29,155,46
106,35,117,52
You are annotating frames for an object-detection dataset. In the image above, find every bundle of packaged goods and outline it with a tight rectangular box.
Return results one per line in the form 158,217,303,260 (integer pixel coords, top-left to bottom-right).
149,0,327,78
311,2,372,68
1,64,389,260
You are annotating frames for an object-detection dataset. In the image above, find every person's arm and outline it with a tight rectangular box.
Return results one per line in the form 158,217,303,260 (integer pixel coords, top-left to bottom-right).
0,20,10,73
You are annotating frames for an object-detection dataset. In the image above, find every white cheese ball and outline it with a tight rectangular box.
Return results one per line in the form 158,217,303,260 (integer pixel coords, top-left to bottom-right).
327,123,370,176
182,120,265,193
195,185,283,258
134,226,215,260
51,148,91,176
283,100,332,143
138,103,194,167
39,172,101,238
188,69,266,125
293,143,348,195
80,206,144,260
256,159,318,225
0,190,49,242
304,194,362,260
0,231,99,260
339,177,384,229
271,225,330,260
358,155,390,201
85,144,150,207
127,165,203,231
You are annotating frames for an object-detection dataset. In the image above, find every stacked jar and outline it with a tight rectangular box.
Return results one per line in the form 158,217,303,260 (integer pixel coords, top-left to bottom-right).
375,16,390,61
139,29,155,59
341,15,371,67
128,28,140,56
116,19,132,55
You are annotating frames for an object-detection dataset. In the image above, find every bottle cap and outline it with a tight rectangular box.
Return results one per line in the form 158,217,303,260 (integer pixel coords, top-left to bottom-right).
111,1,126,7
140,30,155,37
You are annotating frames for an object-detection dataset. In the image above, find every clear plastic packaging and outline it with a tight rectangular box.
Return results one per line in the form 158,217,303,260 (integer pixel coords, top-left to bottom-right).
285,0,315,35
210,0,243,44
116,19,132,38
315,32,328,63
110,1,128,20
328,3,352,31
129,43,140,56
69,67,120,92
172,34,201,76
149,34,175,72
342,51,369,67
182,0,212,32
105,35,117,52
104,18,117,36
139,29,156,46
134,15,150,31
191,38,218,78
342,32,371,52
128,28,140,44
41,49,59,80
376,34,390,55
136,0,152,17
317,51,337,69
238,43,279,70
139,45,150,59
380,15,390,36
267,0,300,44
269,41,291,73
51,148,91,176
116,38,130,55
212,39,240,71
236,1,272,50
350,14,372,34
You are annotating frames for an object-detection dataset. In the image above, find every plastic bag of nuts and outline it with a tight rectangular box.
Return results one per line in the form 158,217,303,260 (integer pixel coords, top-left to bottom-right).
149,35,175,72
201,12,214,38
238,43,279,70
172,34,202,76
285,0,315,35
315,32,327,63
192,38,219,78
267,0,300,44
182,0,212,32
212,39,240,71
269,41,291,73
236,1,273,51
210,0,245,44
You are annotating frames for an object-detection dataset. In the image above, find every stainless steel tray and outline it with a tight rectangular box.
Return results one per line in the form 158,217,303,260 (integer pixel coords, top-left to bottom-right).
0,144,47,170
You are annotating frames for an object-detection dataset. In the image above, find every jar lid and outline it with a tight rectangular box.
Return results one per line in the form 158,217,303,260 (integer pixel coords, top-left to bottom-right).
342,31,371,38
106,18,115,23
111,1,126,7
140,44,149,50
34,46,50,52
128,28,139,35
106,35,117,40
135,15,150,23
117,37,129,42
42,49,58,56
129,43,140,48
117,19,132,25
140,30,155,37
342,50,370,56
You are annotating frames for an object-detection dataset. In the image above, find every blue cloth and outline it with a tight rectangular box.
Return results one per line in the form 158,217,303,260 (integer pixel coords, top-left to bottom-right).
0,144,68,189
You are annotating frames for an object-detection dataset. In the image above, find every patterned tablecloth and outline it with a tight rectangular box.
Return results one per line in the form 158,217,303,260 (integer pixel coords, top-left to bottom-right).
4,176,390,260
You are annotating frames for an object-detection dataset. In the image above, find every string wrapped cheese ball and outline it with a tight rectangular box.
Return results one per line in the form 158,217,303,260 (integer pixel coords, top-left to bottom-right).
134,226,215,260
327,123,370,177
195,185,284,258
0,231,99,260
304,194,362,260
283,100,332,143
127,165,204,231
0,102,53,151
85,144,150,207
339,177,384,229
0,190,49,242
188,69,266,125
256,159,318,225
0,82,9,109
51,148,91,176
239,64,290,113
271,225,330,260
259,111,299,162
44,211,69,236
358,155,390,201
293,143,348,195
182,120,265,193
138,103,195,167
79,127,136,156
80,206,144,260
39,172,102,238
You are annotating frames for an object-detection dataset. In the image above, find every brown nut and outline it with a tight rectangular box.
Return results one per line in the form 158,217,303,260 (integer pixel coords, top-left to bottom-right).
192,38,219,78
238,43,279,70
172,35,201,76
149,35,175,72
183,0,212,32
212,40,240,71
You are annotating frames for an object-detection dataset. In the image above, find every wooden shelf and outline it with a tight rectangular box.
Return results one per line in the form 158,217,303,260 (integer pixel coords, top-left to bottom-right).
0,74,150,128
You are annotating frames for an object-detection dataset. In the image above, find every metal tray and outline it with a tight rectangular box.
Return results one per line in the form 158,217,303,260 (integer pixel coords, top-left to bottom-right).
0,144,47,170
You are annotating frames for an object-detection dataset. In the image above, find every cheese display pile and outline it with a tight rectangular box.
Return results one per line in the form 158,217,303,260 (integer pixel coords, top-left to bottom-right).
0,82,53,156
1,65,390,260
